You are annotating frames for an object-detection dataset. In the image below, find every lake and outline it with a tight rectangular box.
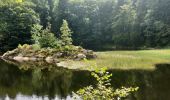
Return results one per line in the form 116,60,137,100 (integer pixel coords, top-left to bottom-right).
0,59,170,100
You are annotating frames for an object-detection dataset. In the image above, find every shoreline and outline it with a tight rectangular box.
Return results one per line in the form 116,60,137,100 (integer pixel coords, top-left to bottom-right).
1,56,60,63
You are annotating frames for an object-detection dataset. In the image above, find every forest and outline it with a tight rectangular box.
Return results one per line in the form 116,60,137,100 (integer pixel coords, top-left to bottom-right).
1,0,170,100
0,0,170,52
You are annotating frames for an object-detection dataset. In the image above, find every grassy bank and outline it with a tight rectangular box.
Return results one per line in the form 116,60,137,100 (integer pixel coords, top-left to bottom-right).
63,49,170,70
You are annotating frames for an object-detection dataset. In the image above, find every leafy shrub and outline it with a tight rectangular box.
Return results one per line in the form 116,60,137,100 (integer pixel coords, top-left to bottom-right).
38,31,61,49
31,24,61,49
31,20,74,51
32,44,41,51
18,44,31,50
73,67,138,100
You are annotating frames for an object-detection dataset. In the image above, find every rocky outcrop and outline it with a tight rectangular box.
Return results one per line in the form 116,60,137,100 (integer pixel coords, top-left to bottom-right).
1,45,97,63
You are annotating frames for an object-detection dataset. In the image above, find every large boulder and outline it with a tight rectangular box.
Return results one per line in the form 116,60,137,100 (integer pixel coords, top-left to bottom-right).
75,53,86,61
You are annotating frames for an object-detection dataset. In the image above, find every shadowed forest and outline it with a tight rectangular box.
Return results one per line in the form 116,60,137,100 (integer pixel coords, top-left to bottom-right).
0,0,170,51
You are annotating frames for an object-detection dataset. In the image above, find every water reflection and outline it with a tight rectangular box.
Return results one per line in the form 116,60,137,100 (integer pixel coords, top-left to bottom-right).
0,59,95,100
0,59,170,100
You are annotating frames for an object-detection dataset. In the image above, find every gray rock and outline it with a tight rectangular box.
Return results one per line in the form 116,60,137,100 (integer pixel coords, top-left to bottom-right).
45,57,54,63
75,53,86,60
86,54,97,59
53,53,63,57
23,57,29,61
87,50,93,54
29,57,37,61
13,56,24,62
82,49,88,54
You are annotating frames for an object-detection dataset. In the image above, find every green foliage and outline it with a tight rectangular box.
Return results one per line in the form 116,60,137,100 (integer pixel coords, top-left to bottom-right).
113,34,130,48
0,0,23,5
32,44,41,51
73,68,138,100
18,44,30,50
31,24,61,49
112,0,136,34
16,0,23,3
31,20,73,49
1,0,170,51
38,29,60,48
31,24,43,45
60,20,73,46
0,1,39,51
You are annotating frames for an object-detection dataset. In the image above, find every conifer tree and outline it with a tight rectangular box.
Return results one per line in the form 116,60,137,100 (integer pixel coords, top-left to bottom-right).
60,20,73,46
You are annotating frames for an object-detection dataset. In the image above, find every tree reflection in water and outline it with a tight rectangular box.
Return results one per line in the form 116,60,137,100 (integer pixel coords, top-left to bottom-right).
0,59,170,100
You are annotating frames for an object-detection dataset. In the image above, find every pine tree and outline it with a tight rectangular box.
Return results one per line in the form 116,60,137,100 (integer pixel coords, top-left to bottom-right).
60,19,73,46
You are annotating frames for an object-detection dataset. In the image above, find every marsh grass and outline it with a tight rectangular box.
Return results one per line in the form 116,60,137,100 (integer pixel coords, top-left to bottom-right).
64,49,170,70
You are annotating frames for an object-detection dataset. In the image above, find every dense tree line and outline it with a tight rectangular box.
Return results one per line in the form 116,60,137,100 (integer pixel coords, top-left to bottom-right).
0,0,170,51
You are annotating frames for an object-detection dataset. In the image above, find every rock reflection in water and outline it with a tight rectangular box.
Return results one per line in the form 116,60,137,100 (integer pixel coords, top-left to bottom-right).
0,59,95,100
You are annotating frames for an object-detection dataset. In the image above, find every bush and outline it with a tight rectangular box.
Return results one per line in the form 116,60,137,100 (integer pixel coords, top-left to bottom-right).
32,44,41,51
18,44,31,50
31,24,61,49
73,67,138,100
31,20,74,50
38,31,61,49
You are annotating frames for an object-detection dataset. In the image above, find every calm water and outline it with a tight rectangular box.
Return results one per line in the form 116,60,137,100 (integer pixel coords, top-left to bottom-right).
0,59,170,100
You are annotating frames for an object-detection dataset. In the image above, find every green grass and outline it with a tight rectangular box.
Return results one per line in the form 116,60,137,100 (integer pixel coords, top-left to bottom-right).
62,49,170,70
